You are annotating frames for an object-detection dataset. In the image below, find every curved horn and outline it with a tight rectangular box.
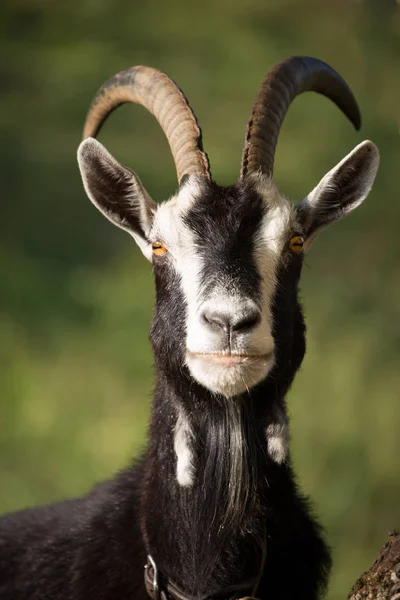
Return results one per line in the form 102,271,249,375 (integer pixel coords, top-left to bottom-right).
240,56,361,179
83,66,211,185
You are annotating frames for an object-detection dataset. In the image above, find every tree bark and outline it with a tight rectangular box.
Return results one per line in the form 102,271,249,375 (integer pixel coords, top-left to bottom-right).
348,532,400,599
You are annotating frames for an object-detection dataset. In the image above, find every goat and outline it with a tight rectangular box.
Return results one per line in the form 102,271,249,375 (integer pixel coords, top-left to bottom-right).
0,56,379,600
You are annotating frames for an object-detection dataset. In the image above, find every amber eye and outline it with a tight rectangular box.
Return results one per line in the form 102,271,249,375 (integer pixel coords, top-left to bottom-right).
289,235,304,253
151,242,167,256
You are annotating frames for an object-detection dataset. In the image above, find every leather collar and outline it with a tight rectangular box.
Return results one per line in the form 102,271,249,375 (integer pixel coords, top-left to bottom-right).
144,555,260,600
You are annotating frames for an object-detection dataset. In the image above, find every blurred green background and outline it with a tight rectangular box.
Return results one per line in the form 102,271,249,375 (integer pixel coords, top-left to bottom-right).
1,0,399,597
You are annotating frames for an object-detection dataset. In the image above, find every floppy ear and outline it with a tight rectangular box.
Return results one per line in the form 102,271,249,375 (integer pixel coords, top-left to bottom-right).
298,140,379,250
77,137,156,261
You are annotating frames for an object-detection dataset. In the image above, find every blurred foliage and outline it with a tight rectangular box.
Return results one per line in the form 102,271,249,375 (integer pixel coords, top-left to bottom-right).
1,0,400,598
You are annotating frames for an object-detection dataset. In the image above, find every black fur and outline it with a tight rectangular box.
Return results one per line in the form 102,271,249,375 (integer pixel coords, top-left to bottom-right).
0,179,331,600
184,181,264,303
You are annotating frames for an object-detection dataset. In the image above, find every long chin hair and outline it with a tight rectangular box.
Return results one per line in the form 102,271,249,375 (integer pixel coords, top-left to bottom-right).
187,394,265,591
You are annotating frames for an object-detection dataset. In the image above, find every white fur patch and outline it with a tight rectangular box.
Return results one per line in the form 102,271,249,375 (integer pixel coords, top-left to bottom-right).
225,399,246,526
174,411,194,487
265,407,289,464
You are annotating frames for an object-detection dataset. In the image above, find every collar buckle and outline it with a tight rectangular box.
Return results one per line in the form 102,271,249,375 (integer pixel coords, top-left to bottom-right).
144,555,260,600
145,555,163,600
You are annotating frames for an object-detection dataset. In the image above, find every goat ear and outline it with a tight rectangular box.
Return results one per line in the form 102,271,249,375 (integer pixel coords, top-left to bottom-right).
77,138,156,261
298,141,379,251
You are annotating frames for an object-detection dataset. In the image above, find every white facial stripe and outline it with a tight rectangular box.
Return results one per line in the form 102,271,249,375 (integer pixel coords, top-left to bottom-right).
176,177,203,211
252,206,286,348
174,410,194,487
253,176,298,378
151,181,206,352
253,174,298,253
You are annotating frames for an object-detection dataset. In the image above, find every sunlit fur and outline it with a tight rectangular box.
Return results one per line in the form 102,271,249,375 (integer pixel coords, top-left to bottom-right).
266,405,289,464
174,410,194,487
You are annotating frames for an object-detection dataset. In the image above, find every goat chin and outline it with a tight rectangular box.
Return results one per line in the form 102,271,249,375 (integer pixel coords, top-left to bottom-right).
185,351,275,397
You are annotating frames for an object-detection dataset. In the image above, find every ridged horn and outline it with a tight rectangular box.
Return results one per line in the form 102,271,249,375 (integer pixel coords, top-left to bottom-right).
240,56,361,179
83,66,211,185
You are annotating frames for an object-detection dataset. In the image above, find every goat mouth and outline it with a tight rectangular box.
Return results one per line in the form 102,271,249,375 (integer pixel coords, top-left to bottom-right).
186,351,274,366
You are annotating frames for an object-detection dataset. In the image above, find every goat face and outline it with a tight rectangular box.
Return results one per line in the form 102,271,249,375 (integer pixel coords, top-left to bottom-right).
149,175,292,397
77,59,379,397
78,138,378,398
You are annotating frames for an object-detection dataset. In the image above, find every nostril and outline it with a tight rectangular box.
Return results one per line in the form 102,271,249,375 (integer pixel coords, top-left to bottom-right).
201,308,261,334
232,309,261,332
201,310,230,332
